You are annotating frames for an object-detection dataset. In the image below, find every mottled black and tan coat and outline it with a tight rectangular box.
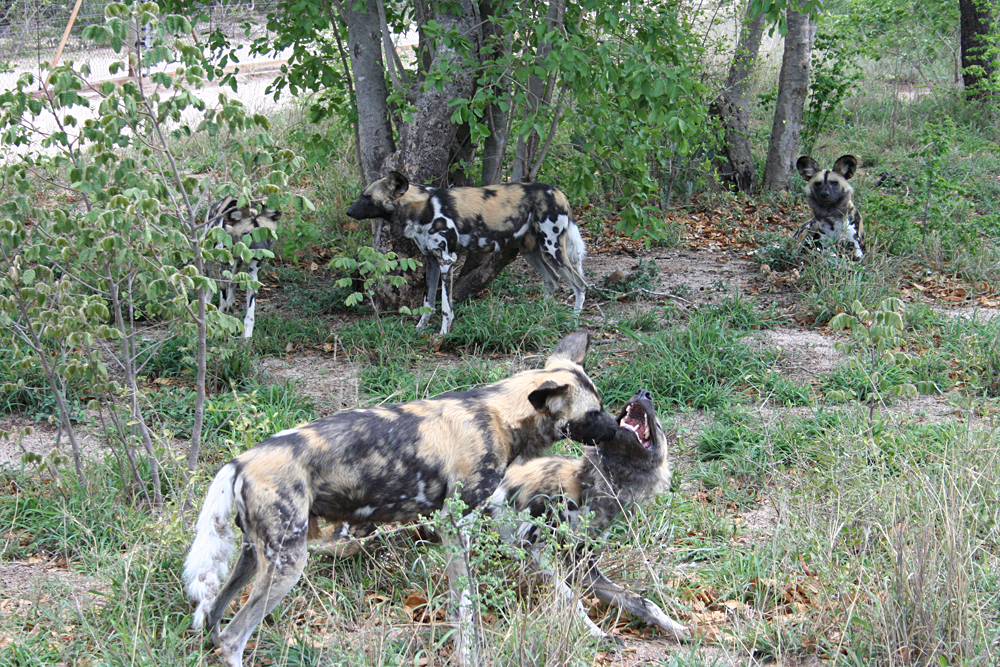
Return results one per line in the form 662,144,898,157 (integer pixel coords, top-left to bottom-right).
206,196,280,338
183,331,618,667
346,171,588,334
795,155,864,260
488,390,690,642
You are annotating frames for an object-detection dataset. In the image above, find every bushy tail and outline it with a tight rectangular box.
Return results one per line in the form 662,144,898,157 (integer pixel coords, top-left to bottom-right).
183,463,237,630
564,220,587,281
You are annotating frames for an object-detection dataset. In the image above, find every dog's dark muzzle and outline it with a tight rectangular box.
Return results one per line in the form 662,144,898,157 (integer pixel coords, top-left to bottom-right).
345,196,385,221
567,409,619,445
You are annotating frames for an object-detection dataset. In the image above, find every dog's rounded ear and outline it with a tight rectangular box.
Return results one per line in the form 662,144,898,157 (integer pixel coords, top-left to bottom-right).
528,381,570,412
386,171,410,199
796,156,820,180
547,331,591,367
833,155,858,180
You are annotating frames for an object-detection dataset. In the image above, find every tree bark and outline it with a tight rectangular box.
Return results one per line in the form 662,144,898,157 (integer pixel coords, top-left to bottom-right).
480,0,512,186
960,0,998,99
510,0,566,183
371,0,482,312
381,0,481,185
762,5,815,192
713,2,766,193
346,0,395,184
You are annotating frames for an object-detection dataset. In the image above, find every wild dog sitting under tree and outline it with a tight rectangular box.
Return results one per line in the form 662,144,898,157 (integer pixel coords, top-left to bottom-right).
183,331,618,667
345,171,588,335
488,389,691,642
795,155,864,260
206,196,280,338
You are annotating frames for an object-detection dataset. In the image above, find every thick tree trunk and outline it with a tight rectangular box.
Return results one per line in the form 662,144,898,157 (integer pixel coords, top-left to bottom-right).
713,2,766,193
347,0,395,184
372,0,482,313
510,0,566,182
762,5,815,192
960,0,998,99
381,0,481,184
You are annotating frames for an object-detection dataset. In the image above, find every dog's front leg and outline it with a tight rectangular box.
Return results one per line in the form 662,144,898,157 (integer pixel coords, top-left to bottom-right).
438,260,455,335
243,257,259,338
583,562,690,642
530,547,611,640
439,512,483,667
417,255,440,331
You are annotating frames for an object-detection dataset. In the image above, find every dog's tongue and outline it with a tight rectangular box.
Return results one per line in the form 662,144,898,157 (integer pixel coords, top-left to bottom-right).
622,404,650,447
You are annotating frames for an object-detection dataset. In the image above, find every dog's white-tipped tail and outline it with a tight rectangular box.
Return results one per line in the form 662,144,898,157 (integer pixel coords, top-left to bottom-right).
183,463,238,630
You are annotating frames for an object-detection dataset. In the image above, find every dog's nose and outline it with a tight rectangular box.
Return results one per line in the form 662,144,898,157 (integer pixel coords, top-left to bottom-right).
637,389,653,400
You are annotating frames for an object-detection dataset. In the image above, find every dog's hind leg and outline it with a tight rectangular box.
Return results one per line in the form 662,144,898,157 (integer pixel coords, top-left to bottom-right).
582,563,690,642
204,534,258,640
521,246,561,299
528,547,610,640
215,512,310,667
416,255,440,331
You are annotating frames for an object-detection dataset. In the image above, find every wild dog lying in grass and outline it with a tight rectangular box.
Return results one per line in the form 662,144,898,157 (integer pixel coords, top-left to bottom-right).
794,155,865,261
205,196,280,338
345,171,588,335
487,389,691,642
183,331,618,667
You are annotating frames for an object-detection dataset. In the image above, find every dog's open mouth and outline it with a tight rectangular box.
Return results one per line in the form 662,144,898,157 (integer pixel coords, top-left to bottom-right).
621,402,652,449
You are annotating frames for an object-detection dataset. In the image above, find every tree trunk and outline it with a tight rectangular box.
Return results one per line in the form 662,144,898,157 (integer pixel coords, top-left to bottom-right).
713,2,766,193
510,0,566,182
381,0,481,184
480,0,511,186
960,0,998,99
372,0,482,313
762,5,815,192
347,0,395,184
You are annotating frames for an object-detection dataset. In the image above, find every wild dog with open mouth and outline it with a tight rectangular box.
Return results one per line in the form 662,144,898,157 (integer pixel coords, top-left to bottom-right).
183,331,618,667
345,172,588,335
206,196,280,338
795,155,864,260
487,389,691,642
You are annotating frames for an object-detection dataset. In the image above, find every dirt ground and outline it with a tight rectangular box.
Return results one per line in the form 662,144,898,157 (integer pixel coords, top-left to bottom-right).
0,237,991,665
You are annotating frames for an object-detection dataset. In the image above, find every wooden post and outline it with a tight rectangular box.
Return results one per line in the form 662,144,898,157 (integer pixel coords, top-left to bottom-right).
51,0,86,69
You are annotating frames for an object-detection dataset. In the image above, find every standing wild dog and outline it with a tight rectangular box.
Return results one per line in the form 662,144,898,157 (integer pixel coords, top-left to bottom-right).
183,331,618,667
795,155,864,260
488,389,690,642
345,172,588,335
206,196,280,338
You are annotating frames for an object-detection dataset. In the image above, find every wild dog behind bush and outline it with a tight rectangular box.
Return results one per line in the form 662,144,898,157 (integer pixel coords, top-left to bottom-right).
488,389,690,642
183,331,618,667
206,196,279,338
795,155,864,260
346,172,588,335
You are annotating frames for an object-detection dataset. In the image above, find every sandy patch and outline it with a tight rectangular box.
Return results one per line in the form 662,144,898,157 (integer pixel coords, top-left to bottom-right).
758,326,845,380
0,560,106,619
257,355,362,415
0,417,106,471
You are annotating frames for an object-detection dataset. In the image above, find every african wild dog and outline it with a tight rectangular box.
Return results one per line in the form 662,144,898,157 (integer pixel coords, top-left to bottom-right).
487,389,690,642
183,331,618,667
207,196,280,338
345,171,588,335
795,155,864,260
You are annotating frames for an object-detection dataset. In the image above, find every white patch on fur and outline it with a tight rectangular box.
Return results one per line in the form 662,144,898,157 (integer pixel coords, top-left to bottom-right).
272,427,300,438
354,506,375,519
183,463,237,630
415,477,429,505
